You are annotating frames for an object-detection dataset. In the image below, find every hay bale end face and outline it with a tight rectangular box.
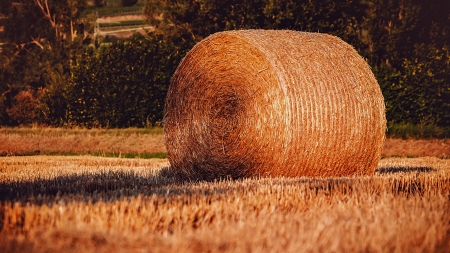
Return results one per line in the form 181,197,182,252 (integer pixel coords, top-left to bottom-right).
164,30,386,180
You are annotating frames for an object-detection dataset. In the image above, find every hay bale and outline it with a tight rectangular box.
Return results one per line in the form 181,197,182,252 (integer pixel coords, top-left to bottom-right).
164,30,386,180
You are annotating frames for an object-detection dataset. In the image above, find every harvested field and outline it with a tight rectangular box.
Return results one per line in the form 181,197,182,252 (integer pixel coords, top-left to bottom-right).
0,128,165,157
0,128,449,158
383,138,450,158
0,156,449,253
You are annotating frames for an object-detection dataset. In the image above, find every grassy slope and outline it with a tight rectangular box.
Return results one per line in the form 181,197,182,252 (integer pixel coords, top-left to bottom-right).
0,156,449,252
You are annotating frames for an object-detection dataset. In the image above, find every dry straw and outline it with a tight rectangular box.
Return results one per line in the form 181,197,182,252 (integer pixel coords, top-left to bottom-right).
164,30,386,180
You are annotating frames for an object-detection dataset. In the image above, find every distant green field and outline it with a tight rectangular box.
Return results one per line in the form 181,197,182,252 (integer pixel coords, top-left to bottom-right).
82,6,143,17
82,0,145,17
98,19,146,28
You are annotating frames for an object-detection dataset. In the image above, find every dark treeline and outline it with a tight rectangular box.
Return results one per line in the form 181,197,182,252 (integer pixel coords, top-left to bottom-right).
0,0,449,127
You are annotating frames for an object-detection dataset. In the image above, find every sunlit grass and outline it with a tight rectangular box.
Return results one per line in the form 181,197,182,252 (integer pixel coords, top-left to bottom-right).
0,127,167,158
0,156,449,253
2,126,450,159
0,126,164,137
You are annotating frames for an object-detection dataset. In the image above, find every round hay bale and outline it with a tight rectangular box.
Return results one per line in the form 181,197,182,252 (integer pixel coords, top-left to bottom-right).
164,30,386,180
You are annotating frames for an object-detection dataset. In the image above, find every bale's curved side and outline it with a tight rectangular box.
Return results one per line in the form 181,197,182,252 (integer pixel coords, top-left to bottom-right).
164,30,386,180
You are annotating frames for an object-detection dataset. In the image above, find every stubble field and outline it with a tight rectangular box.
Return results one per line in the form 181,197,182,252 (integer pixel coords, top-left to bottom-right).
0,128,449,252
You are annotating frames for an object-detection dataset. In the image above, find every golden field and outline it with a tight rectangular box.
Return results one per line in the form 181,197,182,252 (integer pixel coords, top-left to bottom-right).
1,127,449,158
0,128,449,252
0,156,449,252
0,127,166,157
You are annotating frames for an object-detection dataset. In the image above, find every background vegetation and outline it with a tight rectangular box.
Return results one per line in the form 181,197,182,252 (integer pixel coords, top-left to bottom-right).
68,34,188,127
0,0,449,128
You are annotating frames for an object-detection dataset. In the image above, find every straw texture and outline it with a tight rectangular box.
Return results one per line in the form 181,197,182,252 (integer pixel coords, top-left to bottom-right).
164,30,386,180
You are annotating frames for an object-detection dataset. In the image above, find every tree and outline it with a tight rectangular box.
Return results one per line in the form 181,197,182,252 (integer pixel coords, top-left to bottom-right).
144,0,366,44
360,0,450,126
0,0,90,125
6,87,47,125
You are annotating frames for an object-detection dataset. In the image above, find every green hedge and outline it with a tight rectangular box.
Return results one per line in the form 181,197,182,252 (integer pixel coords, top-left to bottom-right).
67,34,191,128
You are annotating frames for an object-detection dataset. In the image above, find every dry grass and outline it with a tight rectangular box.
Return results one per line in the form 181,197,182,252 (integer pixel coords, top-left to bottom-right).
383,138,450,158
1,127,449,159
0,156,449,252
0,127,165,157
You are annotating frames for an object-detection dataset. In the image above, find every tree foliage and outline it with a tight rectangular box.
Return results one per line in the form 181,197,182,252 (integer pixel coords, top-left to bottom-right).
360,0,450,126
5,88,47,125
0,0,90,125
145,0,450,126
144,0,368,45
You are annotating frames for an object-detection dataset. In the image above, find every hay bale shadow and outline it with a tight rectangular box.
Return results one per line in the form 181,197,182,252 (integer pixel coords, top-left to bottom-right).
375,166,436,174
0,166,197,204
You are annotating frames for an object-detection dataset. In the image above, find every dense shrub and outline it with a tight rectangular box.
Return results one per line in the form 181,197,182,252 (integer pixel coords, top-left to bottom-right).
5,88,46,126
67,34,191,128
